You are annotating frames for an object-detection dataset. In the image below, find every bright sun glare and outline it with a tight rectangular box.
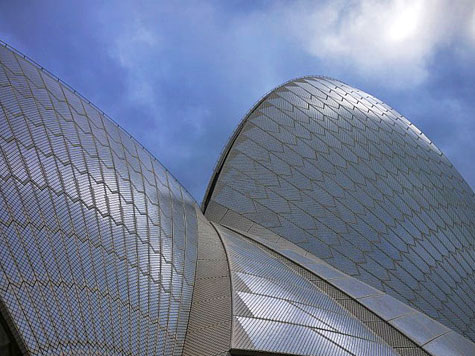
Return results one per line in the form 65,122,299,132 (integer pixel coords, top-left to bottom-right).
386,0,423,42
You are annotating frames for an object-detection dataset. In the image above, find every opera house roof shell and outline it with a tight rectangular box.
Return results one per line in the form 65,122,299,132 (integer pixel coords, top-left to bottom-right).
0,41,474,355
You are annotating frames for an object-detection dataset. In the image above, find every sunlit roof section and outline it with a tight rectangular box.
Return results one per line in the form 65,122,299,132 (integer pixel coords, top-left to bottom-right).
0,42,198,355
204,76,475,341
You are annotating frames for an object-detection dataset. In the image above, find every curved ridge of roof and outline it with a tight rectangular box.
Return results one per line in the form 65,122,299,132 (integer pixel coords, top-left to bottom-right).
201,75,348,211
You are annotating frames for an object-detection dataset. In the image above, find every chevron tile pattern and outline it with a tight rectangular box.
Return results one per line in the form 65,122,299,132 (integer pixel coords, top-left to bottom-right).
205,76,475,341
0,44,198,355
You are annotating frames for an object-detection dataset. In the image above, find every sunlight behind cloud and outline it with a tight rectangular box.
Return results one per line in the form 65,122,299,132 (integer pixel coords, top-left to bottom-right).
386,1,422,42
285,0,475,87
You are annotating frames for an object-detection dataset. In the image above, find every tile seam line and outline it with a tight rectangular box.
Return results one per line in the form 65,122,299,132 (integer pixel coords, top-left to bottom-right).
421,330,453,347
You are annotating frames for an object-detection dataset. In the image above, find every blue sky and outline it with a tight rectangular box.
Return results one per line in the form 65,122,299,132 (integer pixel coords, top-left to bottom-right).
1,0,474,202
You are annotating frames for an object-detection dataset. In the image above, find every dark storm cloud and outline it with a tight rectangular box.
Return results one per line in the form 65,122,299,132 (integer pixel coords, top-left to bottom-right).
1,0,474,201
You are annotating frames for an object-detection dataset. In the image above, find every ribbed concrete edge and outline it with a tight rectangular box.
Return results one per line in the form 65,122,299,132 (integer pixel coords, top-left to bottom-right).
182,209,232,355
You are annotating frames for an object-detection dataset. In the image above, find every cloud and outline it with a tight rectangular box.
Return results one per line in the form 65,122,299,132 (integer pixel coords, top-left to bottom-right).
471,8,475,40
284,0,475,87
90,0,475,200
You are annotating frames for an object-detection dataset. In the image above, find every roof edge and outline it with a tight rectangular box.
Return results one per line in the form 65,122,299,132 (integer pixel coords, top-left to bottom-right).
200,75,345,212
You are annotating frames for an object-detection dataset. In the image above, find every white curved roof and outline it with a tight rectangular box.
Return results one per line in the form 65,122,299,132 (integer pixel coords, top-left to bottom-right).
204,76,475,341
1,40,474,355
0,43,198,355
